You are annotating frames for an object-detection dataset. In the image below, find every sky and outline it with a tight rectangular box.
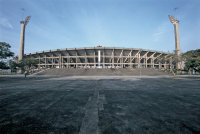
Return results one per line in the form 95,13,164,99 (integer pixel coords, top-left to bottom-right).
0,0,200,56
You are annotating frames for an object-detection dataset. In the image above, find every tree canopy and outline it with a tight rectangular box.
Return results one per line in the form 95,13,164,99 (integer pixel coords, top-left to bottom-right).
183,49,200,72
0,42,14,59
18,58,39,71
9,60,18,71
0,42,14,69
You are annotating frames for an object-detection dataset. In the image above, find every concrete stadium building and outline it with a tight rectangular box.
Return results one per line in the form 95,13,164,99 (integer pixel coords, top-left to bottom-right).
23,46,173,69
18,15,181,70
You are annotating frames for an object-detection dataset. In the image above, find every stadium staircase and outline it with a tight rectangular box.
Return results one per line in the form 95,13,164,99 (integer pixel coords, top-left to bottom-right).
37,68,172,76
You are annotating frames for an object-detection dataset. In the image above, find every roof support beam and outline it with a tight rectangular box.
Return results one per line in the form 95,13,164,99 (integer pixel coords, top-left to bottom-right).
124,49,133,63
117,49,123,63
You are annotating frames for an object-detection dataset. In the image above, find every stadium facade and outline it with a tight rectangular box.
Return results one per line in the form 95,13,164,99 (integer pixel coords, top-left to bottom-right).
24,46,173,69
18,15,181,70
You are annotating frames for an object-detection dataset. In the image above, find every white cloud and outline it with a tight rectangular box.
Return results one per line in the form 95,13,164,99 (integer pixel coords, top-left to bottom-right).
152,22,169,42
0,18,13,29
153,32,164,42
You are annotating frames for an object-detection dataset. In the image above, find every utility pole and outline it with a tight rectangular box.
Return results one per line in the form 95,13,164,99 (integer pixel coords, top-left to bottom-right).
18,16,31,61
168,15,182,69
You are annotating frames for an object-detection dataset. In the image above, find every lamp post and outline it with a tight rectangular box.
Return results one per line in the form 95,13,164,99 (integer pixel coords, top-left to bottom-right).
18,16,31,61
168,15,182,69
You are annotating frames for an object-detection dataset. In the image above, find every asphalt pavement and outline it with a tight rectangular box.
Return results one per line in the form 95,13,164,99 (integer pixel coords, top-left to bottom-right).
0,76,200,134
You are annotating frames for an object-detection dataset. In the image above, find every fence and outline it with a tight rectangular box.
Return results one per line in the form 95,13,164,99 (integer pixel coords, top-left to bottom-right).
0,69,16,75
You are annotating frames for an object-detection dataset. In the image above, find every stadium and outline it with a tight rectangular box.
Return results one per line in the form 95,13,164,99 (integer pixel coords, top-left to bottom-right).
1,3,200,133
23,46,173,69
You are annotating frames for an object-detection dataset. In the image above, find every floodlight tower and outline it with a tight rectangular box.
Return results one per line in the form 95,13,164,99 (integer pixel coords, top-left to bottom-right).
18,16,31,61
168,15,182,69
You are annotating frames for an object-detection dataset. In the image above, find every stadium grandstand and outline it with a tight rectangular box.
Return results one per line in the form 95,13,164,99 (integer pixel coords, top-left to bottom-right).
23,46,173,69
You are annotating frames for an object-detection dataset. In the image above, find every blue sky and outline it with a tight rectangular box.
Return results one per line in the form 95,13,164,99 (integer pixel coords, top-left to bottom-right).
0,0,199,56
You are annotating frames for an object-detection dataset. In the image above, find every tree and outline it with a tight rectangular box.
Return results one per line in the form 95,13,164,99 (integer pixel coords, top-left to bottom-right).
18,58,38,72
9,60,18,72
0,42,14,69
183,49,200,72
0,42,14,59
185,58,200,71
0,62,9,69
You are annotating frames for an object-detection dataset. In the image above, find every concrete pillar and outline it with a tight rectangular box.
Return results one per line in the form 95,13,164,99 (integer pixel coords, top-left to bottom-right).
174,23,182,69
174,24,181,57
76,53,78,68
120,51,123,68
52,54,54,68
145,58,147,68
138,54,140,68
170,57,173,71
152,58,155,68
38,55,41,69
103,51,105,68
164,62,166,69
85,52,87,68
129,53,132,68
18,22,25,61
159,62,161,69
45,55,47,68
59,54,61,68
112,57,114,68
164,56,167,69
67,56,70,68
98,50,101,68
94,51,96,68
112,50,114,68
169,15,182,70
62,56,63,68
